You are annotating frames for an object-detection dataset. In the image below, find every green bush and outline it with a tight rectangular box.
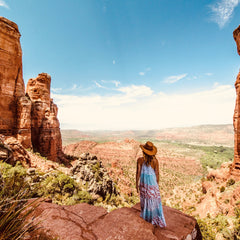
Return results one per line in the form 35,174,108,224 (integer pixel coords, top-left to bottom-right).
38,172,76,197
226,178,235,187
197,218,215,240
0,167,38,240
38,171,93,205
197,214,237,240
220,186,225,192
92,162,101,173
233,208,240,239
0,197,37,240
0,161,30,198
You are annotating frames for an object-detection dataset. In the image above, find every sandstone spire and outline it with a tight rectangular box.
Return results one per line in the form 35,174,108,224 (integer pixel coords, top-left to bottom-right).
0,16,32,148
0,16,67,164
26,73,64,161
232,25,240,174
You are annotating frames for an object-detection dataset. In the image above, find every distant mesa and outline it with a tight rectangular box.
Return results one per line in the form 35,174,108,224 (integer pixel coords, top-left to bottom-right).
0,16,67,164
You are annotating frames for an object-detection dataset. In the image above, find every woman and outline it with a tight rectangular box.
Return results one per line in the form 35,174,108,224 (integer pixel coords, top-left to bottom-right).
136,141,166,227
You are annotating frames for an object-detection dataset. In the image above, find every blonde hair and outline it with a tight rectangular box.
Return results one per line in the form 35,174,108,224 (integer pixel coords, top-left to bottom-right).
143,152,154,166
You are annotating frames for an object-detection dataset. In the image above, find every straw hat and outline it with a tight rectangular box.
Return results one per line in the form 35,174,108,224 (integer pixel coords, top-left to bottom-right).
140,141,157,156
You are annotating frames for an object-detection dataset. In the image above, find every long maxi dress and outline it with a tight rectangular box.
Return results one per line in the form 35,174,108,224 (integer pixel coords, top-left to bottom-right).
139,162,166,227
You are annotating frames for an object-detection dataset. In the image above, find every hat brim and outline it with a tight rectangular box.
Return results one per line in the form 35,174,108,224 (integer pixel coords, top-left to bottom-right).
140,144,157,156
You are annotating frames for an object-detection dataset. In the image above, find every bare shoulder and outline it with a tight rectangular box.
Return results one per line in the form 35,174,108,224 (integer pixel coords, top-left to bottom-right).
153,157,159,166
137,157,144,164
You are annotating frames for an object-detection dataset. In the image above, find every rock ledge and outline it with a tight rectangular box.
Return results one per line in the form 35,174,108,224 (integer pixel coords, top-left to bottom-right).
27,201,202,240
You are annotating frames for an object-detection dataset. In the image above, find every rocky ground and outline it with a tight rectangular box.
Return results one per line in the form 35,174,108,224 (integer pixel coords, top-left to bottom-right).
63,139,203,200
0,135,203,239
25,201,202,240
1,126,239,239
62,134,240,239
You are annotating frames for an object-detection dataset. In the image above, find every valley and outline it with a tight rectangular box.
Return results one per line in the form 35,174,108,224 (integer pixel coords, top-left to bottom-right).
62,124,238,239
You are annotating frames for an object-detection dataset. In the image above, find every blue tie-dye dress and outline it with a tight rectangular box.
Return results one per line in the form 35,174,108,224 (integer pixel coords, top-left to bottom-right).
139,162,166,227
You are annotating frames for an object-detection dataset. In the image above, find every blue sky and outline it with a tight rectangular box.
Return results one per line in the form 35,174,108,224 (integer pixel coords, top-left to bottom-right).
1,0,240,130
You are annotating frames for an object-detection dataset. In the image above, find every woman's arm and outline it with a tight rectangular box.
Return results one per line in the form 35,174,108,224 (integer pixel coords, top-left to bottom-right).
154,157,159,184
136,157,142,193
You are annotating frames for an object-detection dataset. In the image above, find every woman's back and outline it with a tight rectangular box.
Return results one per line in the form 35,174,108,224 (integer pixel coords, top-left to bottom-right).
137,156,159,183
136,141,166,227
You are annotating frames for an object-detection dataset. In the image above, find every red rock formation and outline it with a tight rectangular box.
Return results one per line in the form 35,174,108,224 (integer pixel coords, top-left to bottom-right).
0,134,31,167
26,73,65,162
27,201,202,240
0,16,32,148
0,17,67,164
233,25,240,174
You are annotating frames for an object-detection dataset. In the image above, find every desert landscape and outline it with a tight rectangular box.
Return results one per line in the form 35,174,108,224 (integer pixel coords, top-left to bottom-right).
1,1,240,239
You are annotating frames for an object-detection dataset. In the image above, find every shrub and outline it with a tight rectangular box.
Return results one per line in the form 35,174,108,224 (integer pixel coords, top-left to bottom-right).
38,172,77,197
197,218,215,240
38,171,93,205
75,190,93,203
91,162,101,173
0,161,30,198
0,196,37,240
197,214,234,240
220,186,225,193
226,179,235,187
224,199,230,204
0,168,38,240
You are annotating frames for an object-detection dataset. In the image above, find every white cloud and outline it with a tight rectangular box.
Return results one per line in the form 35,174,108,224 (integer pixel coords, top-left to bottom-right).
164,73,187,84
112,80,120,87
0,0,9,9
113,60,116,64
52,84,235,130
139,67,151,76
94,81,106,89
205,72,213,76
209,0,240,28
52,87,62,93
71,84,77,90
100,80,121,88
117,85,153,97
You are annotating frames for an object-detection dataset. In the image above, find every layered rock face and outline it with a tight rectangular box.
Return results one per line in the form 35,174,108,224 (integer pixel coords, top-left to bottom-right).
26,73,64,161
0,17,31,148
0,17,65,163
233,25,240,174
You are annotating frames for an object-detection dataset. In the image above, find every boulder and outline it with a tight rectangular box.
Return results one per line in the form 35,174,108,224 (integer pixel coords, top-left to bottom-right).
27,201,202,240
1,136,31,167
71,153,118,199
202,181,213,194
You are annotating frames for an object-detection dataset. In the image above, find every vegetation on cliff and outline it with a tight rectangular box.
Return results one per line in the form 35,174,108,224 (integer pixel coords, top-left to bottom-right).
0,168,37,240
0,124,238,239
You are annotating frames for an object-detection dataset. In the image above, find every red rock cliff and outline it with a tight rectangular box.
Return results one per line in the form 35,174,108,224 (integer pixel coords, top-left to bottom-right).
26,73,64,161
0,16,66,163
233,26,240,173
0,16,32,148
